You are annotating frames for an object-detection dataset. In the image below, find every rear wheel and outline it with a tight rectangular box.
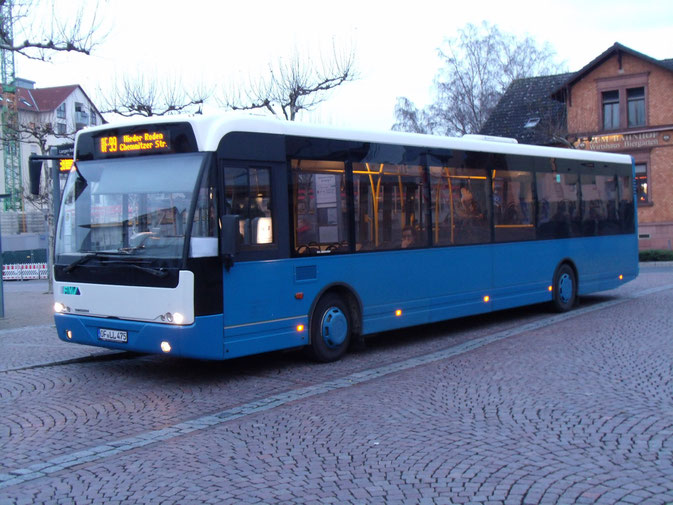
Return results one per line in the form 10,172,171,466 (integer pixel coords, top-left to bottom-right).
308,294,351,362
552,264,577,312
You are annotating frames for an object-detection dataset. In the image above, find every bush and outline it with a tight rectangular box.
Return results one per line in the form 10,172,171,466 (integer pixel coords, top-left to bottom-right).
640,249,673,262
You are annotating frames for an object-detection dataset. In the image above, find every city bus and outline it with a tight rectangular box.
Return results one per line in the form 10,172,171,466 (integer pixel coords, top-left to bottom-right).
53,114,638,362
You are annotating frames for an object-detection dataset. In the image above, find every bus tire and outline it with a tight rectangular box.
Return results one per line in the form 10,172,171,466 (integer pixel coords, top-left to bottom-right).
308,294,351,362
552,263,577,312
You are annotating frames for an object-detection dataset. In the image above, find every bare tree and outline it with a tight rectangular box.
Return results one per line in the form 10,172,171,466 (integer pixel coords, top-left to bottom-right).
1,0,105,61
393,22,565,136
0,119,75,292
222,43,357,121
98,74,210,117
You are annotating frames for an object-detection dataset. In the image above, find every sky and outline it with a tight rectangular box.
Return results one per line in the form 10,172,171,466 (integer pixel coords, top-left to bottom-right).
15,0,673,131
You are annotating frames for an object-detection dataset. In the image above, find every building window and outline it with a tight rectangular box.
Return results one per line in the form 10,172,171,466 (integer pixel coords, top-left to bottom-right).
56,103,66,119
635,163,648,203
90,108,97,126
627,87,645,127
56,123,66,134
597,73,648,132
602,91,620,130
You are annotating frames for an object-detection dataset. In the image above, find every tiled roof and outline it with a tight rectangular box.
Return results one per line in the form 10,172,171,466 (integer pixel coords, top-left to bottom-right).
480,73,572,146
482,43,673,146
555,43,673,93
660,58,673,72
16,85,79,112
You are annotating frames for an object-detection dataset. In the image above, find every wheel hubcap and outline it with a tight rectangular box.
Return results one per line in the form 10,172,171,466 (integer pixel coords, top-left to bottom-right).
558,273,573,304
321,307,348,348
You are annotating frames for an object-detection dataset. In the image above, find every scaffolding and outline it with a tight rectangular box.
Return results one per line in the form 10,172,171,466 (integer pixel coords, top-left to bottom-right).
1,0,21,211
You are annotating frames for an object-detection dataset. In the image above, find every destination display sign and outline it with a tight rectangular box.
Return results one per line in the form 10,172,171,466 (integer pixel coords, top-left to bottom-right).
76,122,198,161
98,131,170,155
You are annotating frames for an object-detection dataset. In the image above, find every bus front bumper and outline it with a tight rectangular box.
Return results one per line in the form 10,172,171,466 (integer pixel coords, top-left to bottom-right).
54,313,225,360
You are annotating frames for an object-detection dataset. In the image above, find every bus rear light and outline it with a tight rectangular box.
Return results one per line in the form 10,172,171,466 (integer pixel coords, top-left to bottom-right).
295,292,304,300
160,341,172,353
395,309,402,317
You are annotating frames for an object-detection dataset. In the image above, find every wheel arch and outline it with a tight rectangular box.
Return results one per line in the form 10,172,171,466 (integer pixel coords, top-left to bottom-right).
308,283,363,342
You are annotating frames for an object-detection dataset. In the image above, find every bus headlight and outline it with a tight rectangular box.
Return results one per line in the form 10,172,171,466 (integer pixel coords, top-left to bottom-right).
161,312,185,324
54,302,67,313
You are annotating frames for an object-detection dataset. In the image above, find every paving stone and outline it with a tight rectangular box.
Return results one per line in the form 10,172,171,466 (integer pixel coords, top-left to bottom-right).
0,268,672,504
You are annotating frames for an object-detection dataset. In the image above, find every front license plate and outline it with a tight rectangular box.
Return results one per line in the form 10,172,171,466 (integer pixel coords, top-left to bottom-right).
98,328,128,343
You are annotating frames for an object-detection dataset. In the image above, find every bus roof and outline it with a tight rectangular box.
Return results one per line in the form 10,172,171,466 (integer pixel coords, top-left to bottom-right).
80,113,633,164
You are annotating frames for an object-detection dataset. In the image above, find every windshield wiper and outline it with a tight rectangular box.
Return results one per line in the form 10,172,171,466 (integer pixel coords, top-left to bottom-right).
63,252,105,272
63,252,168,277
125,263,168,278
118,245,145,254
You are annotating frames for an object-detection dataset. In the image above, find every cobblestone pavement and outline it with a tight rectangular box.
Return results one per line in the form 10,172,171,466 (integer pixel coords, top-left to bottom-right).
0,266,672,504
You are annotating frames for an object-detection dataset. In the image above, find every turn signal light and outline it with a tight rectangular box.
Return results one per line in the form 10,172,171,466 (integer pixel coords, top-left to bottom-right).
483,295,490,303
395,309,402,317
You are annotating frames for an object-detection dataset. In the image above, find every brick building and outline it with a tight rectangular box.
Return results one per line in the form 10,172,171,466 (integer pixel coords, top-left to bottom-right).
482,43,673,250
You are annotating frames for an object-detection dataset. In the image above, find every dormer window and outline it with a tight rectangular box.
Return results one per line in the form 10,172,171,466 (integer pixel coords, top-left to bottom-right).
20,98,32,107
524,117,540,128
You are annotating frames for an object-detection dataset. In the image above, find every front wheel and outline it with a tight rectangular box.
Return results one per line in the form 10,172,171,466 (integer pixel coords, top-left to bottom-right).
308,294,351,362
552,264,577,312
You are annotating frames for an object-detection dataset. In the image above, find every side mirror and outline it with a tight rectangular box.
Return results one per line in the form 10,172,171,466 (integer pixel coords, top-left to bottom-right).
220,215,239,271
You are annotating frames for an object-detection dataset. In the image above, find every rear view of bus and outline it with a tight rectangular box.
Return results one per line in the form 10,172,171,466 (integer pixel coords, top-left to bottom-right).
53,121,224,359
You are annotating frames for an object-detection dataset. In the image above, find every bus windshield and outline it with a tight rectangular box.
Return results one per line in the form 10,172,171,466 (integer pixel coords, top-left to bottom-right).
55,153,210,263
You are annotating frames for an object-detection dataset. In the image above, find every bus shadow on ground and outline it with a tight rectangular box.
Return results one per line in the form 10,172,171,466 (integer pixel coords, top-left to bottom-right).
79,293,621,383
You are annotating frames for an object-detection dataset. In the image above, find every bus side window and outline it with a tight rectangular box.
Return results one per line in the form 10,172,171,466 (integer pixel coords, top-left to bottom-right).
493,169,535,242
429,165,489,246
291,159,349,255
224,166,274,247
537,172,580,239
618,174,635,233
352,162,427,251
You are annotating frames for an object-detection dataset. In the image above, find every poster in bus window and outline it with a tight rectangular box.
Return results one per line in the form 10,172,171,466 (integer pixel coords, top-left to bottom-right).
315,174,337,207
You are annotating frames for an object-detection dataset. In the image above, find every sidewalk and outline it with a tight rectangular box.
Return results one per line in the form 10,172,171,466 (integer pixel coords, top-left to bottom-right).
0,280,119,371
0,279,54,330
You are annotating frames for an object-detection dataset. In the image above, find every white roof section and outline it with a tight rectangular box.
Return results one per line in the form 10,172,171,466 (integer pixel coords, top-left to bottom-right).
78,112,633,164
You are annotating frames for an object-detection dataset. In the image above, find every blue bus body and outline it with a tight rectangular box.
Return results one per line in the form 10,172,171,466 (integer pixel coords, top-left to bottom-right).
53,115,638,361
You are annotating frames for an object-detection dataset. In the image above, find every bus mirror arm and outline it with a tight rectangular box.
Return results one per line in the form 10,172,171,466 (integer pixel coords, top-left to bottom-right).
220,215,239,271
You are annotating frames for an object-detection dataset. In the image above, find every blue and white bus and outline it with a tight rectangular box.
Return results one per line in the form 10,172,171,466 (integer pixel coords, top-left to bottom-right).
53,114,638,362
